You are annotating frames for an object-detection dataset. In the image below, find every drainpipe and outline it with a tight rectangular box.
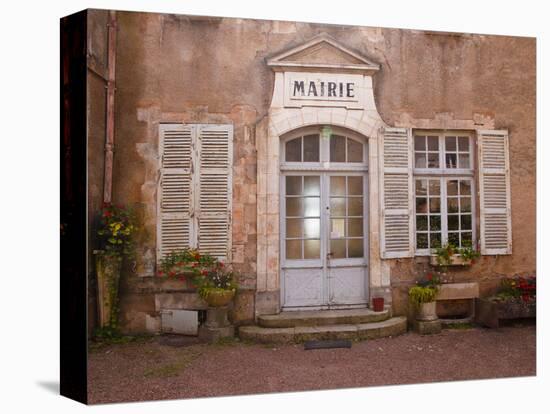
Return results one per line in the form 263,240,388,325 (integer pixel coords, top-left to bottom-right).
103,10,117,204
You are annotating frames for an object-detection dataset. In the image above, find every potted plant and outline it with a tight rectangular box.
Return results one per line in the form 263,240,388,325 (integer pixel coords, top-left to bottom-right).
430,241,480,267
158,248,238,307
409,274,441,321
95,203,136,330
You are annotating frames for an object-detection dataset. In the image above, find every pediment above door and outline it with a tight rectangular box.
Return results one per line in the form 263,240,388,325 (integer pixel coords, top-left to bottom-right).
267,33,380,75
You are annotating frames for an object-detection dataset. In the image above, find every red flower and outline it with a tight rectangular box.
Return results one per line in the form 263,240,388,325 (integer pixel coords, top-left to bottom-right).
201,269,208,276
157,270,164,277
426,274,432,281
169,271,175,277
219,262,224,268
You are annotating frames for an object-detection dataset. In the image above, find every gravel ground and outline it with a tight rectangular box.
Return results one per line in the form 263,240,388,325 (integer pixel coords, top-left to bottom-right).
88,323,536,404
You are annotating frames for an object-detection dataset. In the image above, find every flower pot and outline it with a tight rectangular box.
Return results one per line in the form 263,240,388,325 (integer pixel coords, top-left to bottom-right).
95,252,123,328
372,297,385,312
204,288,235,307
416,301,437,321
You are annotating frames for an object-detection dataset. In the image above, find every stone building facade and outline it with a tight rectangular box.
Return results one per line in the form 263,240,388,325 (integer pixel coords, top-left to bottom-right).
87,9,536,334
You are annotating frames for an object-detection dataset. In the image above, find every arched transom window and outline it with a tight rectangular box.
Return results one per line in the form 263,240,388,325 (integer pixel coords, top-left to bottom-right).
281,127,367,167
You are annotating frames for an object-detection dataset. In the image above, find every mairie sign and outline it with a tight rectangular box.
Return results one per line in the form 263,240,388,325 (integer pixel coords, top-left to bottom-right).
284,72,363,108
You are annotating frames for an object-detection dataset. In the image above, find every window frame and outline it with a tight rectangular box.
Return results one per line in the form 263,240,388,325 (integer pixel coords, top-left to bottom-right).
280,126,368,171
413,130,476,256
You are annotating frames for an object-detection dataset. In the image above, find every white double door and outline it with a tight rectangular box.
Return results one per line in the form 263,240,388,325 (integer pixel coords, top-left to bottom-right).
281,172,369,309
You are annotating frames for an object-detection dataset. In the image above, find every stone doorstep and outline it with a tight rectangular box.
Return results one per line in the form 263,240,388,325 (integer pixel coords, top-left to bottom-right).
257,308,391,328
239,316,407,344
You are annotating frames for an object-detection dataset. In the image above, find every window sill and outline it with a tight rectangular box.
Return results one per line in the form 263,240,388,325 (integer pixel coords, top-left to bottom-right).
429,255,472,267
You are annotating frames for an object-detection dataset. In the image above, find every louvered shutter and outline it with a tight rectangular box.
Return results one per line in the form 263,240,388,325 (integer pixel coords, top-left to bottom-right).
157,124,194,259
379,127,414,258
197,124,233,260
478,130,512,255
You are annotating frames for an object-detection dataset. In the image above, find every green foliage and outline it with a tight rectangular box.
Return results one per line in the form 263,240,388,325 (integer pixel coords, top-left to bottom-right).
97,203,137,257
408,286,438,308
493,276,536,302
434,241,480,267
158,248,238,295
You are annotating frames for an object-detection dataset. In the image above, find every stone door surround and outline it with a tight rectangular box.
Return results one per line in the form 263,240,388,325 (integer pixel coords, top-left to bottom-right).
255,34,392,317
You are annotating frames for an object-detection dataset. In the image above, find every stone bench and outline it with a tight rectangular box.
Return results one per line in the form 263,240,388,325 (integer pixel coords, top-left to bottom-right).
435,282,479,325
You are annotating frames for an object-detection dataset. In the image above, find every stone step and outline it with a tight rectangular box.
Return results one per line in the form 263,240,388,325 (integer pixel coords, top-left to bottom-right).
239,316,407,344
257,308,391,328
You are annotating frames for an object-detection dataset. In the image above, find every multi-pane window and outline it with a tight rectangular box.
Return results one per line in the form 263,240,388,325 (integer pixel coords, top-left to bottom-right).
413,131,475,254
285,175,321,259
329,175,364,258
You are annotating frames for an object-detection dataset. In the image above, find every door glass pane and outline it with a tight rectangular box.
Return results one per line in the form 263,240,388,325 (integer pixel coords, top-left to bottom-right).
330,239,346,258
348,197,363,216
286,218,302,238
303,218,320,238
286,198,302,216
348,176,363,195
285,137,301,162
348,218,363,237
331,219,346,238
330,176,346,196
303,197,320,217
303,134,320,162
304,239,320,259
286,176,301,195
348,239,363,258
330,197,346,216
304,176,320,196
347,139,363,162
286,240,301,259
330,135,346,162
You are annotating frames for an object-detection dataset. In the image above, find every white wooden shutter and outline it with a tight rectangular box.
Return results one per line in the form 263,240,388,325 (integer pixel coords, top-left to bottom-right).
197,124,233,260
478,129,512,255
157,124,194,259
379,127,414,258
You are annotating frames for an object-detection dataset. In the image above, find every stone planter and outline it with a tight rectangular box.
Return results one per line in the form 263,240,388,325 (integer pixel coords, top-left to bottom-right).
416,301,437,321
476,298,536,328
203,288,235,307
430,255,472,267
95,251,123,328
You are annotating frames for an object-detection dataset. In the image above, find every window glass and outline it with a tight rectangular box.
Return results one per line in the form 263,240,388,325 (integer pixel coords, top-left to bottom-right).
347,139,363,162
330,135,346,162
285,137,301,162
303,134,320,162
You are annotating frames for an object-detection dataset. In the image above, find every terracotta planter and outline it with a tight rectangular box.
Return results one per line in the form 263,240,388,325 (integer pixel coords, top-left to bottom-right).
372,297,385,312
95,252,123,327
416,301,438,321
204,289,235,307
